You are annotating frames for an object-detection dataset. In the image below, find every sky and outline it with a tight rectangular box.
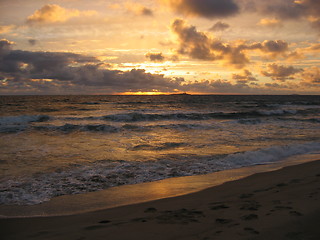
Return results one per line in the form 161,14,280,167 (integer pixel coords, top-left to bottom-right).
0,0,319,95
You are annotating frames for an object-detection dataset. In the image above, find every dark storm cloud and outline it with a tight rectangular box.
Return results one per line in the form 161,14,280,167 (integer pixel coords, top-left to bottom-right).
161,0,239,19
171,19,291,68
145,52,165,62
261,63,302,81
209,21,230,32
0,39,183,94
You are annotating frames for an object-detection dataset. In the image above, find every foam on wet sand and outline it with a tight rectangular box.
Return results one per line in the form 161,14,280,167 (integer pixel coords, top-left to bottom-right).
1,159,320,240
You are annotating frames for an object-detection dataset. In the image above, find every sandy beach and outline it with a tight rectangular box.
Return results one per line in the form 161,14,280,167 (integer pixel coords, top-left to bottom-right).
1,159,320,240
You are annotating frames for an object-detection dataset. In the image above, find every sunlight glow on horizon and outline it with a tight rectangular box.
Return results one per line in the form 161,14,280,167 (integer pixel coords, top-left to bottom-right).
0,0,319,95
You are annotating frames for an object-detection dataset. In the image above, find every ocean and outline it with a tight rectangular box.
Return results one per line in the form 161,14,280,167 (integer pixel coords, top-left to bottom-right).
0,95,319,205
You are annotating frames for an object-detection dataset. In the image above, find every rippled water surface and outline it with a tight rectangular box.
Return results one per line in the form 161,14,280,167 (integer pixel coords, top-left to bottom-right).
0,95,319,205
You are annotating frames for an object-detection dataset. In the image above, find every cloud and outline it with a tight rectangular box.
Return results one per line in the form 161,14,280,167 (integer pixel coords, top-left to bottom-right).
0,39,183,94
28,39,38,46
209,21,230,31
26,4,97,24
232,69,257,83
170,19,292,68
171,19,249,68
171,19,214,61
125,2,154,16
178,78,262,94
295,0,320,17
308,17,320,30
258,18,282,27
0,39,13,56
145,52,165,62
0,25,15,34
160,0,239,19
299,66,320,84
249,0,320,29
257,1,305,20
1,39,316,95
261,63,302,81
260,40,289,57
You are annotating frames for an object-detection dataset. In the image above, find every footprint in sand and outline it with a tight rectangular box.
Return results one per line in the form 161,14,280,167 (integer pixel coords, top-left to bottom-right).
244,227,260,235
276,182,288,187
241,214,258,220
84,225,108,230
215,218,233,224
289,211,303,216
131,217,148,223
210,204,230,210
239,193,254,199
155,208,204,224
144,207,157,213
99,220,111,224
240,200,261,211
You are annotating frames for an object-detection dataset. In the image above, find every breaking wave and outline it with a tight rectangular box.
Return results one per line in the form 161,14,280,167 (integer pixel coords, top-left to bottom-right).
1,142,319,205
0,115,51,133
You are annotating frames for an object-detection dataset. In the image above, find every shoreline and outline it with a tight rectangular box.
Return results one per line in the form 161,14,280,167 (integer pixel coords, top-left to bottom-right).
1,152,320,218
1,158,320,239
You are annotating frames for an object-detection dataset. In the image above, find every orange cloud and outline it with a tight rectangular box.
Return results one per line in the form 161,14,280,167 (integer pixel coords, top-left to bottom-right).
125,2,154,16
258,18,282,27
26,4,97,24
0,25,15,34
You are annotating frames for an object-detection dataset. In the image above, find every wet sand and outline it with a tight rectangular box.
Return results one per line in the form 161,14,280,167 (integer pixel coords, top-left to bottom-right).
1,159,320,240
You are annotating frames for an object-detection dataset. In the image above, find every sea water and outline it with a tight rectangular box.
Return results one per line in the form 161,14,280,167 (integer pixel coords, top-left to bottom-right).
0,95,319,205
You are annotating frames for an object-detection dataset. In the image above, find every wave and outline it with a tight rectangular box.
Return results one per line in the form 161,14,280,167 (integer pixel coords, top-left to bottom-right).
0,115,50,125
102,108,319,122
0,115,51,133
1,142,319,205
33,124,119,133
32,123,210,133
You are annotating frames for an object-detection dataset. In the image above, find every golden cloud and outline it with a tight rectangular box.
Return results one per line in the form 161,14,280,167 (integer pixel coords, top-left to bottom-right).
0,25,15,34
125,2,154,16
258,18,282,27
26,4,97,24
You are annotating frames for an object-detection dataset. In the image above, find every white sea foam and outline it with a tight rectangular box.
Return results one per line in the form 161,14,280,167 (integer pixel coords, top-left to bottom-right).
1,142,319,205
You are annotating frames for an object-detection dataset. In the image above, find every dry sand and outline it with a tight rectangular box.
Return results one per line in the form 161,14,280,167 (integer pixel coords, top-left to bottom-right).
1,160,320,240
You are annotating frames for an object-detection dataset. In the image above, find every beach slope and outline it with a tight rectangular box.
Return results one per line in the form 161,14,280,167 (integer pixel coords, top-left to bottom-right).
1,160,320,240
